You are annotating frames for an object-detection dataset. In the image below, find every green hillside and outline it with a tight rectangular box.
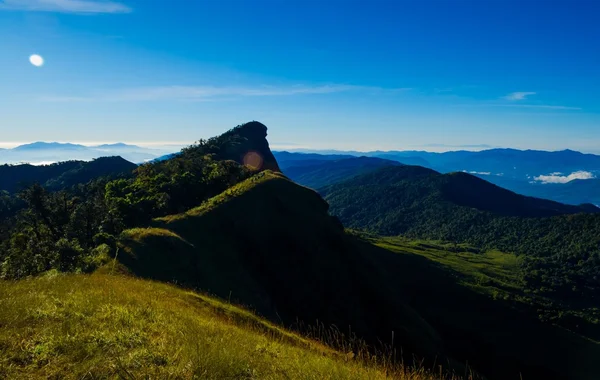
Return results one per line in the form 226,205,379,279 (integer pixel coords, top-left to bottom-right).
282,156,402,190
2,122,599,379
355,233,600,380
323,166,600,311
0,273,439,379
0,156,136,193
116,170,600,380
118,171,444,364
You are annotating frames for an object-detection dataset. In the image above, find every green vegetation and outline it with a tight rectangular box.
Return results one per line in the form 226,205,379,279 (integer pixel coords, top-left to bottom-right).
118,171,446,367
2,122,600,379
351,233,600,380
0,156,136,194
0,273,448,379
115,170,599,379
0,122,277,279
324,166,600,317
371,235,522,296
283,156,401,190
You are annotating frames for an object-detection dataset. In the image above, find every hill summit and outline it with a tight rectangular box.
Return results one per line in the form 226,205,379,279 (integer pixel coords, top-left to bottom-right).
197,121,281,172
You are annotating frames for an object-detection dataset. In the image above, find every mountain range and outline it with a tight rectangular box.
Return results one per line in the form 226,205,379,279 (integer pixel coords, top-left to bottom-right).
0,142,177,165
275,149,600,206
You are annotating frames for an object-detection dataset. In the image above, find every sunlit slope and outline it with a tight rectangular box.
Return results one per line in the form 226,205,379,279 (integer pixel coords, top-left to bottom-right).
0,273,409,379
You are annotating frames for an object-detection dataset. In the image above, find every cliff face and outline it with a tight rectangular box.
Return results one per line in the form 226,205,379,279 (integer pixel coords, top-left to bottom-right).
217,121,281,172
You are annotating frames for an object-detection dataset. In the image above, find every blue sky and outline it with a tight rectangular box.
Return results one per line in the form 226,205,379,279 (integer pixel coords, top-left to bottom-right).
0,0,599,152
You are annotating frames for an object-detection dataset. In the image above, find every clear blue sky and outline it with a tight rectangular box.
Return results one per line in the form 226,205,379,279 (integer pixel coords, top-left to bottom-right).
1,0,599,152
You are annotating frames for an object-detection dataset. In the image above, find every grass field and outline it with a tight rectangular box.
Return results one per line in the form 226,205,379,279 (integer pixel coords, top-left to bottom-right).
0,272,458,379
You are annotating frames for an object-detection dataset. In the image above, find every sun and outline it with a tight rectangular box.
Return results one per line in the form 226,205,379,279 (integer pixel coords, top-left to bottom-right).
29,54,44,67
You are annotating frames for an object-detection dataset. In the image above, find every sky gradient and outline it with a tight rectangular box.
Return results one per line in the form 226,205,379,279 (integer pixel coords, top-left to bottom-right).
1,0,599,152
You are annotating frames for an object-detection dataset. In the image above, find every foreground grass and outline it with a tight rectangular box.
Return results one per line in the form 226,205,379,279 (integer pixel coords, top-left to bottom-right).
0,273,451,379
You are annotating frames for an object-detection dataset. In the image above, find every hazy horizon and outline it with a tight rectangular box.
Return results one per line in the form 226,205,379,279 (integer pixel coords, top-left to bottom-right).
2,139,600,155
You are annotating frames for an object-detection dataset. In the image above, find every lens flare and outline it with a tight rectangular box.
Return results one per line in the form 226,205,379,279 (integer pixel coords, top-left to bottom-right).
243,151,264,170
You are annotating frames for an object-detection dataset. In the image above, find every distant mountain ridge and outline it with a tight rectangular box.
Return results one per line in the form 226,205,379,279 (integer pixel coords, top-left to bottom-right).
0,142,177,165
276,148,600,206
281,147,600,175
282,156,403,189
0,156,137,193
322,165,598,228
13,142,88,151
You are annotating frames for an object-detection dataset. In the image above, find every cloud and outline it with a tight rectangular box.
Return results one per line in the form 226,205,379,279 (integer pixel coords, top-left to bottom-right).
40,84,409,102
494,104,582,110
503,91,536,101
534,171,596,184
0,0,131,14
453,103,582,111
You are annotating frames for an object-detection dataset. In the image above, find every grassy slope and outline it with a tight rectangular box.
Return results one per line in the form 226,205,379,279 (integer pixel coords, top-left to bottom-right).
0,272,430,379
370,235,523,298
118,171,444,364
115,171,600,380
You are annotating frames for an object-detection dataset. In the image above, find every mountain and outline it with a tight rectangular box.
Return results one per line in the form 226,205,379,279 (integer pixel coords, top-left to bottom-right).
476,175,600,206
274,151,429,171
300,148,600,177
211,121,280,172
44,156,138,190
0,142,176,165
370,153,431,167
93,143,141,149
118,171,442,361
0,156,137,193
323,166,597,218
323,165,600,313
151,153,179,162
283,156,402,189
117,170,600,380
3,122,600,379
321,165,600,242
273,151,355,171
12,142,88,151
280,148,600,206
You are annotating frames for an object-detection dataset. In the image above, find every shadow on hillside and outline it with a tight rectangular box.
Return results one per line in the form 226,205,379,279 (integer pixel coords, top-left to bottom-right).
354,237,599,380
116,174,598,380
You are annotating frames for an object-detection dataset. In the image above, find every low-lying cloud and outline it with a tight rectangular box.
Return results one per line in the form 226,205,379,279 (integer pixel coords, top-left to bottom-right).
534,171,596,184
